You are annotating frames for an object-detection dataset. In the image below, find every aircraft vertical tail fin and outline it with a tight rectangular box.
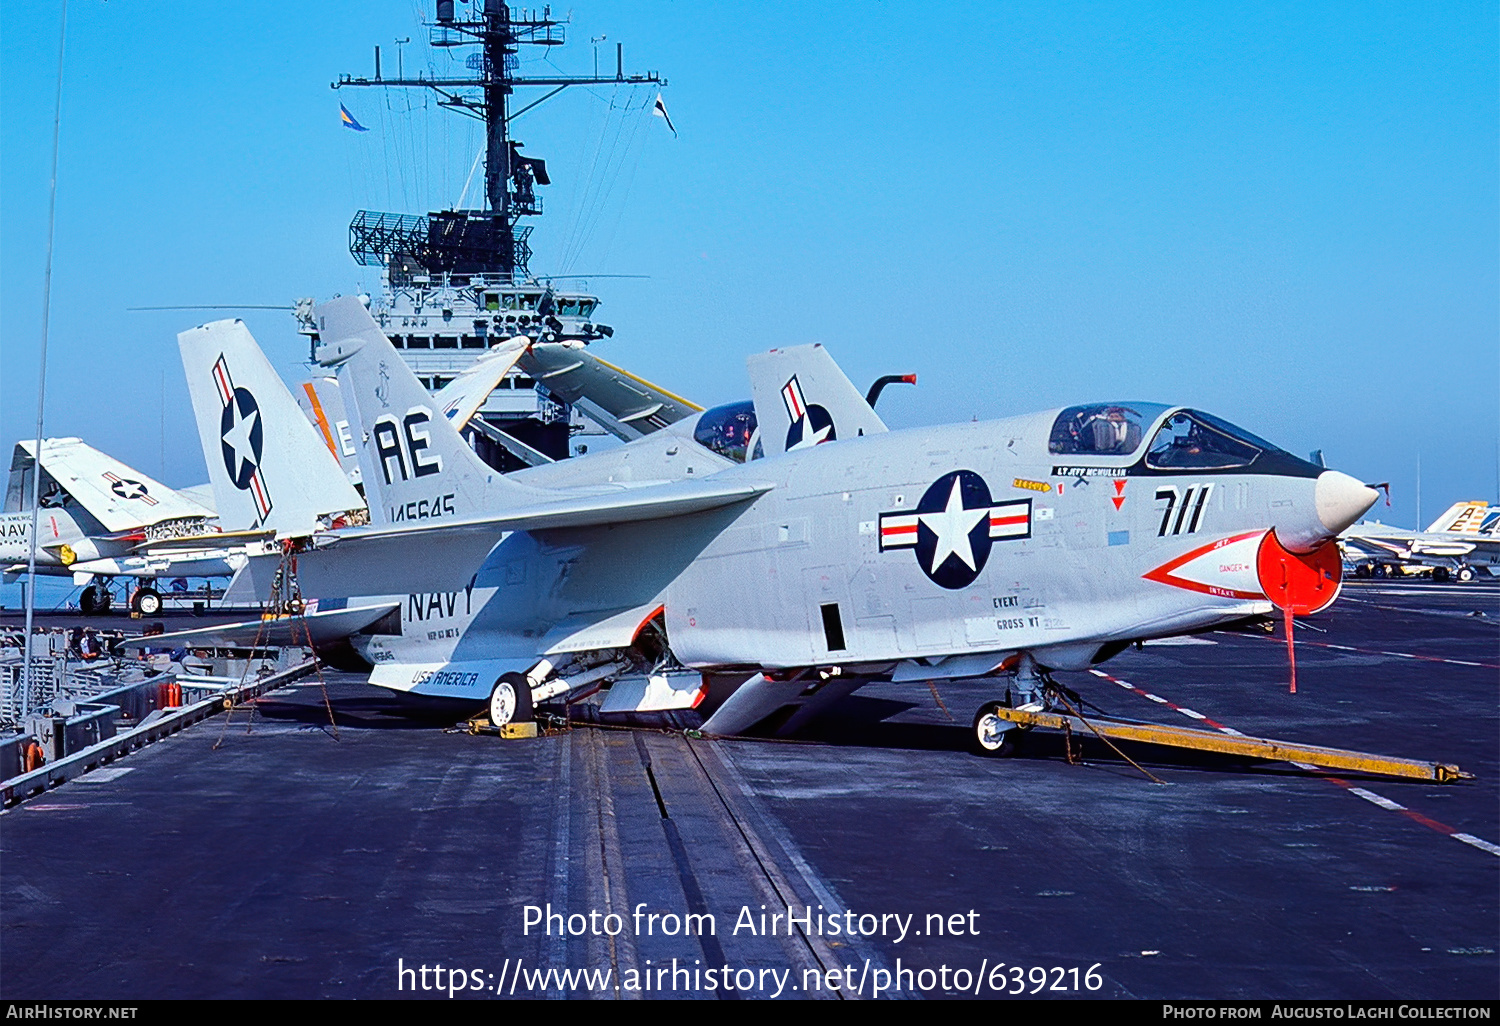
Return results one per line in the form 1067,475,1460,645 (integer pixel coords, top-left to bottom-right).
178,319,366,534
745,344,888,457
1427,500,1490,534
313,296,546,524
8,438,213,532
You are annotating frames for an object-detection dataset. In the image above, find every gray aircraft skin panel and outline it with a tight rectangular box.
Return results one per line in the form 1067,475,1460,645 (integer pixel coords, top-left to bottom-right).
661,413,1296,670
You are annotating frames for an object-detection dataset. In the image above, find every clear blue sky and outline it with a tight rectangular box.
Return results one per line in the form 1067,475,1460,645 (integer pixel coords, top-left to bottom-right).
3,1,1496,531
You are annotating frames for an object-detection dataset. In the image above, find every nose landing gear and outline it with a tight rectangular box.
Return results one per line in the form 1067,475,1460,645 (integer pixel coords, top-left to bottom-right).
971,653,1054,758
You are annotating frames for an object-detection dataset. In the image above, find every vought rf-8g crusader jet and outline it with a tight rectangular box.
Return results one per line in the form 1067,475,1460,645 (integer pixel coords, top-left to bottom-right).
159,296,1380,749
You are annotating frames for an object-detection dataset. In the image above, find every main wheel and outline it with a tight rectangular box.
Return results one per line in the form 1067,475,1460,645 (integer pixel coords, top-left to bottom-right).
972,702,1018,757
80,585,111,615
1432,566,1450,583
489,671,534,727
134,588,162,616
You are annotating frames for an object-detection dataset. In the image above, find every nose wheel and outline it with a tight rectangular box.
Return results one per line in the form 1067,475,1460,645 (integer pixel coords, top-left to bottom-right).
972,702,1019,757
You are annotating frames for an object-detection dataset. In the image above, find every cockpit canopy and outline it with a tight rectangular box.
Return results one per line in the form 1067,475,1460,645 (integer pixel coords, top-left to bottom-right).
1144,409,1280,470
1050,403,1299,473
1048,403,1168,457
693,401,761,463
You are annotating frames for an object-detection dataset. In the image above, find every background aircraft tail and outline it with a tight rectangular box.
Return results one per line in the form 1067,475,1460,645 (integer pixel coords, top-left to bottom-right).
296,375,364,490
313,296,546,524
1426,501,1490,534
746,344,887,457
179,319,365,534
6,438,213,533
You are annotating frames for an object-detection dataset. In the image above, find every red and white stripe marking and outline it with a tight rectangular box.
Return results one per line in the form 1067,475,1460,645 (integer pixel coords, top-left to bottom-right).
212,356,235,405
781,376,807,422
879,513,919,550
1088,668,1498,858
880,500,1032,550
988,500,1030,540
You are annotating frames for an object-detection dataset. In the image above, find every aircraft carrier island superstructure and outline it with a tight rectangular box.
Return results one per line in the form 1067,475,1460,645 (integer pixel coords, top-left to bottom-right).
301,2,664,471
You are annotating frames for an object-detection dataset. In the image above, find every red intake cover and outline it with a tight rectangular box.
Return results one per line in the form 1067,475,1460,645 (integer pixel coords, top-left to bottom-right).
1256,531,1342,614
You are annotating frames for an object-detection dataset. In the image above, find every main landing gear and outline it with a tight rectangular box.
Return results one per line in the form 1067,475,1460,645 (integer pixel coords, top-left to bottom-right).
488,672,535,729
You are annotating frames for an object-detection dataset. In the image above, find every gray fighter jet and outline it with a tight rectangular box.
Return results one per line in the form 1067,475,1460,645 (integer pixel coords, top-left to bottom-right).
1340,501,1499,582
159,297,1379,747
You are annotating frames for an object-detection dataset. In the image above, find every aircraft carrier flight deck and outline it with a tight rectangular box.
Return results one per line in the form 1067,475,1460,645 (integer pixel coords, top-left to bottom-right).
2,577,1495,1000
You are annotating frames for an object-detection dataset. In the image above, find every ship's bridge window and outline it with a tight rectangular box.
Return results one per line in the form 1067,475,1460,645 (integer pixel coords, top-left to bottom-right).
462,334,484,349
1048,403,1165,457
501,293,519,311
693,400,759,464
408,335,431,349
579,300,596,318
1145,410,1274,470
435,335,458,349
556,297,582,317
484,292,500,312
520,293,540,311
389,334,406,349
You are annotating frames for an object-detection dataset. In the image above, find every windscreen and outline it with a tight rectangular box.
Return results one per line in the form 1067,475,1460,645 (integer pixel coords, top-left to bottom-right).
1145,410,1277,470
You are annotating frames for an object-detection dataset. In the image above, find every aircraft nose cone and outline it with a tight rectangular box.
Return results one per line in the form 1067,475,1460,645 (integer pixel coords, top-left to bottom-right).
1316,470,1379,536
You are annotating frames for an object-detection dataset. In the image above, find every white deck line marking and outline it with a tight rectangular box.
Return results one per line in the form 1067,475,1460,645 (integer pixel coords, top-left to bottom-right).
1453,834,1500,856
1348,788,1405,811
1178,708,1207,719
1145,694,1168,704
